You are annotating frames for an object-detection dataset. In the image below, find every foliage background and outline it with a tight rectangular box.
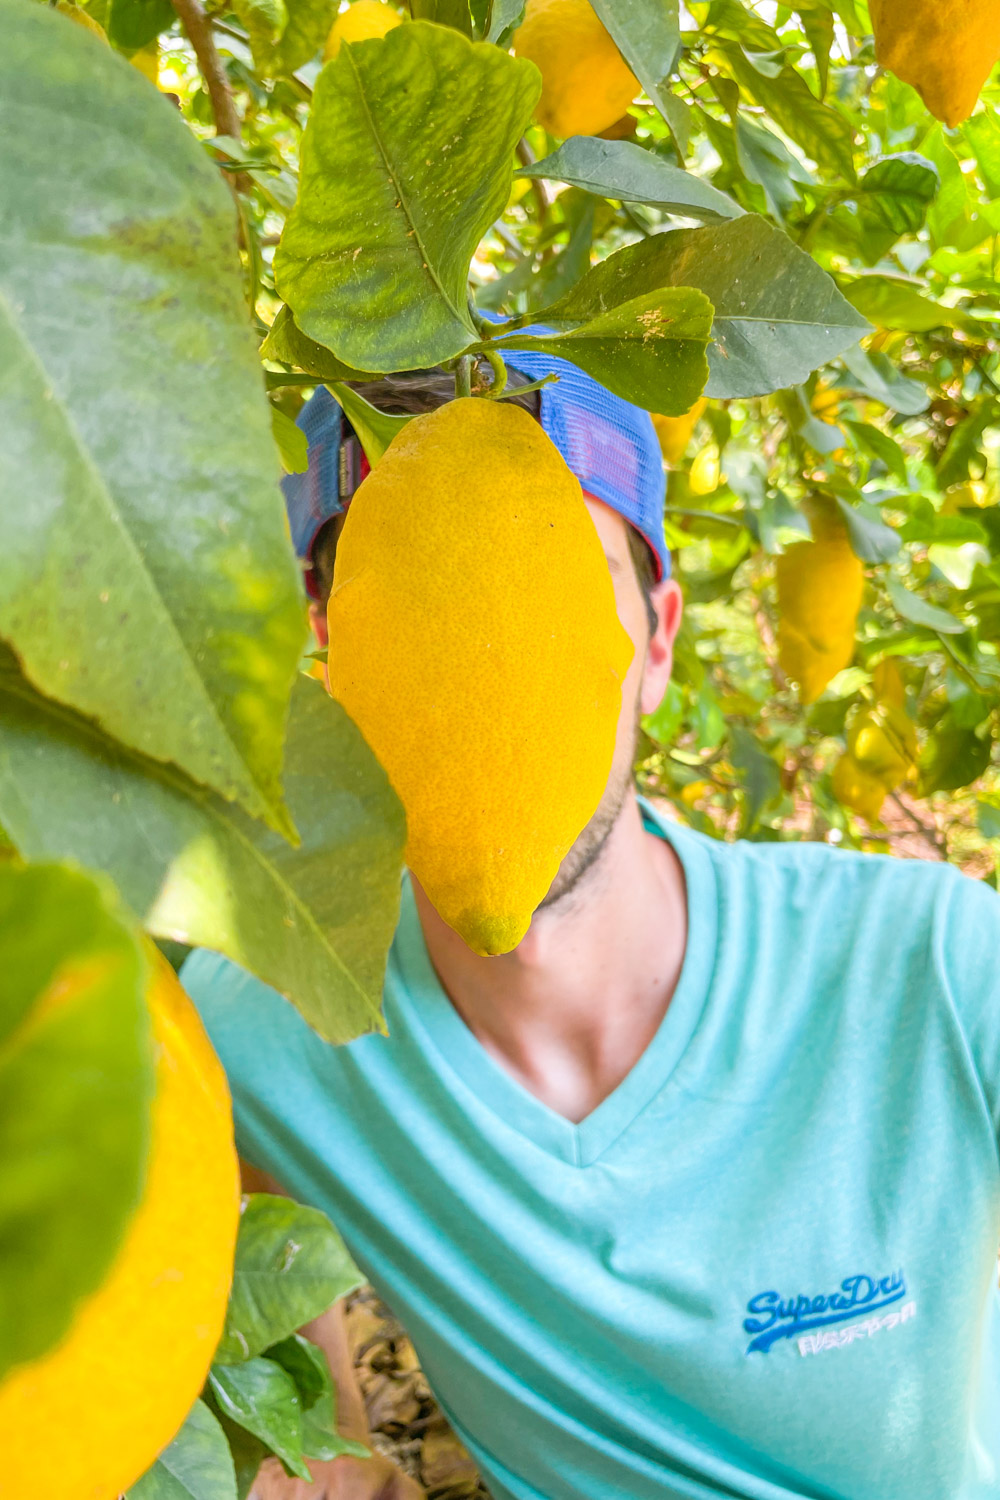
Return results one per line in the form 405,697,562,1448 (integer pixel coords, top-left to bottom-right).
118,0,1000,877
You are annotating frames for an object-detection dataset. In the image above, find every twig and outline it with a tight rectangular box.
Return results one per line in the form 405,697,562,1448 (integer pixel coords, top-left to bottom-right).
170,0,242,140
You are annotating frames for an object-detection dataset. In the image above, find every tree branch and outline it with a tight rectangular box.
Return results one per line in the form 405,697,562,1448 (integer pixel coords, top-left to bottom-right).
170,0,242,141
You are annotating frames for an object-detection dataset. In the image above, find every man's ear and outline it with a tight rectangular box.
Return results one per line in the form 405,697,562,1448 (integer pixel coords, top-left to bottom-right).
308,601,329,648
641,578,683,717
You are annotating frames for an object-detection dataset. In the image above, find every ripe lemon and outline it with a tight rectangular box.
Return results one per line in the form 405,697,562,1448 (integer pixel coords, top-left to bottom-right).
512,0,639,139
327,397,633,956
832,752,888,822
0,952,240,1500
652,398,706,465
324,0,402,60
869,0,1000,126
775,497,864,704
848,705,917,788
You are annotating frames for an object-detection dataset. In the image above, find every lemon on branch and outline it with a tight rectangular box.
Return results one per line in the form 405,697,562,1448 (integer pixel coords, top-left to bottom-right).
512,0,639,139
324,0,401,60
652,398,707,465
869,0,1000,126
832,752,889,823
0,952,240,1500
775,497,864,704
327,397,633,957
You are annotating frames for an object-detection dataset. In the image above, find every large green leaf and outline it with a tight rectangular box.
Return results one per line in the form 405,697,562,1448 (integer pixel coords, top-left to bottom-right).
126,1400,237,1500
844,275,967,333
0,3,305,837
494,288,713,414
588,0,680,133
215,1195,362,1364
0,652,405,1045
531,214,869,398
275,23,539,371
0,863,153,1380
209,1359,311,1479
516,138,742,222
411,0,473,34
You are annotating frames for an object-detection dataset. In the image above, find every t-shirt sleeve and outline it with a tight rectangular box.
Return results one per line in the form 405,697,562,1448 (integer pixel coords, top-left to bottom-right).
937,867,1000,1150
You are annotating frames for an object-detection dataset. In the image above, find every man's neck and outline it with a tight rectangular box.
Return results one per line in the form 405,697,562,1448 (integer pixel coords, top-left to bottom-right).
410,795,689,1123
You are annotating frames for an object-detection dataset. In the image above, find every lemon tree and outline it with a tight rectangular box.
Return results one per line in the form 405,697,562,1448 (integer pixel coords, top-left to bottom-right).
4,0,1000,1489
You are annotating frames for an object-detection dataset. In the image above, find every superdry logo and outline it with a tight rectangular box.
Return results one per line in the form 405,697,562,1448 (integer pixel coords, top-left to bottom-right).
743,1270,911,1355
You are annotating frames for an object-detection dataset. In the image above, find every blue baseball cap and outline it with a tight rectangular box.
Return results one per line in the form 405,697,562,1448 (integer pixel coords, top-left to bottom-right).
281,341,670,593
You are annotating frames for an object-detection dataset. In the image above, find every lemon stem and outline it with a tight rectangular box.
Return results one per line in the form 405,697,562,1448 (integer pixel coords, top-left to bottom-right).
455,355,472,399
481,348,508,399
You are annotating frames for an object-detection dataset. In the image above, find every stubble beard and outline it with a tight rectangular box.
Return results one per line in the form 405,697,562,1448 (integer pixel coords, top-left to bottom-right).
538,719,639,912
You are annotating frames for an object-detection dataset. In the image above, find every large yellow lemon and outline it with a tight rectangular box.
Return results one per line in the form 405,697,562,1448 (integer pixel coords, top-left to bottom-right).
775,497,865,704
327,397,633,956
869,0,1000,126
832,752,888,823
512,0,639,139
0,953,240,1500
324,0,402,60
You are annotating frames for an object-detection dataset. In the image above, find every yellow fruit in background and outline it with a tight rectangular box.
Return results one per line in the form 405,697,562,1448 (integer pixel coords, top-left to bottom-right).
324,0,401,59
943,480,994,512
512,0,639,138
869,0,1000,126
833,752,888,822
130,39,159,83
327,398,633,956
688,445,722,496
775,497,865,703
0,953,240,1500
848,705,917,787
652,398,707,465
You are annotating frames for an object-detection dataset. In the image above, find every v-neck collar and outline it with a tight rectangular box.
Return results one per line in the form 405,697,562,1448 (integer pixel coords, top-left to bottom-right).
388,804,720,1168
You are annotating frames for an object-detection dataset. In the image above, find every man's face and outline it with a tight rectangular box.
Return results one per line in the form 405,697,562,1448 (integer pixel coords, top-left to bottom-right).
541,498,681,908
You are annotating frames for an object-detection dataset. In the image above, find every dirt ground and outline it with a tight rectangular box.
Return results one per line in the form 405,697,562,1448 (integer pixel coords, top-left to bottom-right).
345,1287,490,1499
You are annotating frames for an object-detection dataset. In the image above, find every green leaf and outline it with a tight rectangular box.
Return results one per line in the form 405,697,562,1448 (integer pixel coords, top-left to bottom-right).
486,0,525,42
919,724,992,795
838,344,929,415
734,115,811,221
534,214,868,399
107,0,175,48
517,138,742,222
844,275,965,333
495,288,713,414
265,1336,369,1461
832,153,939,264
271,407,309,475
411,0,472,33
729,724,780,831
0,862,153,1380
834,497,900,563
0,654,405,1045
261,305,378,382
328,384,414,465
589,0,680,133
719,42,855,180
274,0,336,73
209,1359,311,1480
844,420,908,482
935,406,993,490
963,110,1000,201
0,2,306,838
887,578,965,635
230,0,288,73
275,22,539,371
977,798,1000,840
215,1195,363,1363
126,1400,237,1500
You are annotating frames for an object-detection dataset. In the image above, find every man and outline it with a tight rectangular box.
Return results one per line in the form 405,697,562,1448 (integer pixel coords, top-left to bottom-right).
183,354,1000,1500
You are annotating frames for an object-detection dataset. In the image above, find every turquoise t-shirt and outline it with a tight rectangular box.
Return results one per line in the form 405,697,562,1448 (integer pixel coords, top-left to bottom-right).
181,809,1000,1500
